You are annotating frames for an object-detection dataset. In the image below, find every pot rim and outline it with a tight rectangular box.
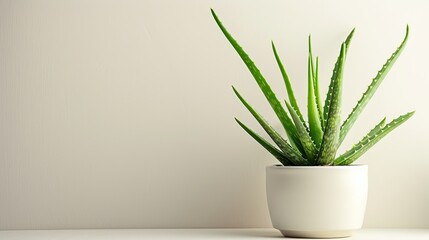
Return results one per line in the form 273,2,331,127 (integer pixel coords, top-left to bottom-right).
267,164,367,169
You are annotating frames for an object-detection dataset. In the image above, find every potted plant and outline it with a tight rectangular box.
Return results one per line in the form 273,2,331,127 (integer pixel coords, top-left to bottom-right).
211,9,414,238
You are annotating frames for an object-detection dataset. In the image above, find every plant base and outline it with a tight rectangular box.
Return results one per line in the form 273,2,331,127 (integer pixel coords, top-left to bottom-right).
279,229,354,238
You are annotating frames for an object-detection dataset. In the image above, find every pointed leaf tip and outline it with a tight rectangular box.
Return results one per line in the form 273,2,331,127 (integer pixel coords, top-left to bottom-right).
335,111,414,165
212,9,302,149
317,42,346,165
271,40,276,51
339,26,410,145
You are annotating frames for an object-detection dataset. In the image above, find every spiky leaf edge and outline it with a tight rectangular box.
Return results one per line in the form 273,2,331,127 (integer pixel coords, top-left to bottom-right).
233,86,309,166
335,111,414,165
339,26,409,145
314,57,324,129
308,36,324,129
235,118,291,165
272,41,307,130
307,54,323,147
317,43,346,165
285,101,318,163
211,9,303,152
323,28,355,126
335,117,386,164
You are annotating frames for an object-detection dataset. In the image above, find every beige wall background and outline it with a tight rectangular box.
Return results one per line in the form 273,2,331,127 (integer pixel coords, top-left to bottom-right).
0,0,428,230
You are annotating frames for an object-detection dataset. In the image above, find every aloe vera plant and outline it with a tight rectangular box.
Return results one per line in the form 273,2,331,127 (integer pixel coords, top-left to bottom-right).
211,9,414,166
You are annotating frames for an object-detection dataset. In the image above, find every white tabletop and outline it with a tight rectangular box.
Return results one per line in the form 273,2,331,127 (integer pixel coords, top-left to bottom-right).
0,228,428,240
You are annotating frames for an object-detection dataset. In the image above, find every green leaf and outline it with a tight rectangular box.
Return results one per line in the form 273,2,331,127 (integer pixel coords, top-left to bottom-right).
309,36,324,131
285,101,318,163
339,26,409,145
335,112,414,165
235,118,292,166
317,43,346,165
335,117,386,165
211,9,302,151
272,41,307,128
307,54,323,147
233,86,309,166
323,28,355,126
314,57,324,129
308,35,316,78
367,117,387,136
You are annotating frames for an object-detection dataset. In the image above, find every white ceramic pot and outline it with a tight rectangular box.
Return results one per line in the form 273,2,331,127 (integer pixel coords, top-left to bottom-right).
266,164,368,238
